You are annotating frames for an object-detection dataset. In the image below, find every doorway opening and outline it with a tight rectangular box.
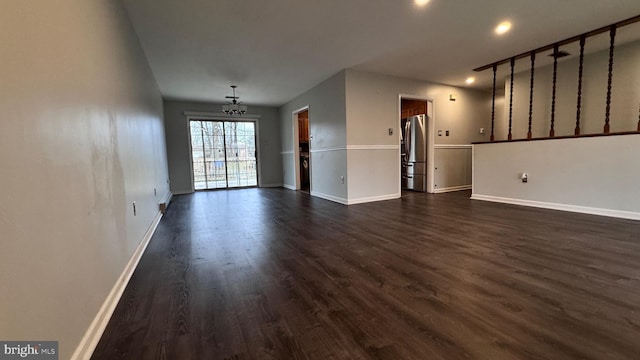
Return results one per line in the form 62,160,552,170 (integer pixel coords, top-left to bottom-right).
399,97,434,195
189,120,258,190
297,110,310,193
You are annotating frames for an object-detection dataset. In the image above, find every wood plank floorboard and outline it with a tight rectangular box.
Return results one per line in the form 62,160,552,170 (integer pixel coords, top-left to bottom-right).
92,189,640,359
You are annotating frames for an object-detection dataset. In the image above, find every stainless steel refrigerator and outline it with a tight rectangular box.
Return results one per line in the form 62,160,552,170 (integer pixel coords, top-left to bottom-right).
401,114,428,192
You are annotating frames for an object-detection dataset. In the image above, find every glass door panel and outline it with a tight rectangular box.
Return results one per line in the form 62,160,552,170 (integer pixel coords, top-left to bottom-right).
190,120,257,190
190,121,207,190
224,122,258,188
209,121,227,189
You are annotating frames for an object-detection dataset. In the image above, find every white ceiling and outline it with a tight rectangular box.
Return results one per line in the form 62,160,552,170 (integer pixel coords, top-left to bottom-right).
121,0,640,107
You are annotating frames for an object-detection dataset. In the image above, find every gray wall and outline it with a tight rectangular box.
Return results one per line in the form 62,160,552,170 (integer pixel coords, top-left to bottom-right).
163,100,282,193
473,135,640,219
279,69,492,204
473,40,640,218
0,1,169,358
434,147,473,190
279,71,348,202
346,70,491,146
345,69,492,199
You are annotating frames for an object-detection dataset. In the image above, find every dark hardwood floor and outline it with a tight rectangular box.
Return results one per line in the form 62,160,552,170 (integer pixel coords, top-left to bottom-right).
92,189,640,360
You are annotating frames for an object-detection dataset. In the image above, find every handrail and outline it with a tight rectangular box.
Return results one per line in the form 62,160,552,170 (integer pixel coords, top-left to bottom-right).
472,130,640,145
473,14,640,143
473,15,640,72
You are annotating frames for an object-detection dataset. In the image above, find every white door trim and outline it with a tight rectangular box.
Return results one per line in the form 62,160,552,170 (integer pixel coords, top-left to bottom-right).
398,95,435,194
291,105,309,190
185,115,261,189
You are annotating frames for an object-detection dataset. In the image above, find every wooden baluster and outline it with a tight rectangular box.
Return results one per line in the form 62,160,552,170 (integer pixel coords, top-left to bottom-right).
508,57,514,141
549,44,558,138
490,64,496,142
527,52,535,140
604,25,616,134
575,35,585,136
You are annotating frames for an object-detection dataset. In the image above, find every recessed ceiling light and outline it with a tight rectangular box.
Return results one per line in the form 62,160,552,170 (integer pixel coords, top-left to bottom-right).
495,21,512,35
414,0,430,7
465,77,475,85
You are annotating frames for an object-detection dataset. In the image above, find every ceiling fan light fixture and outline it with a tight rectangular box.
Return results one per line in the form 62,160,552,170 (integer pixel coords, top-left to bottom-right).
222,85,248,115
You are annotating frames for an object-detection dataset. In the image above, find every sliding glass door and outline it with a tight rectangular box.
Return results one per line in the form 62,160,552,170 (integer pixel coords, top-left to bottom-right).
223,121,258,188
190,120,257,190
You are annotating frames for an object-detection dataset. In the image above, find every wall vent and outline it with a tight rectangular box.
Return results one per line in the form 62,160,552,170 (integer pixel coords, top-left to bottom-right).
548,50,571,58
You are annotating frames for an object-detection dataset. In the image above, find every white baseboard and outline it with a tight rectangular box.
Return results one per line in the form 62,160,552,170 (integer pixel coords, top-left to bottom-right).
283,184,297,191
161,191,173,204
347,193,400,205
434,185,472,194
310,191,348,205
260,183,283,188
471,194,640,221
310,192,401,205
71,211,163,360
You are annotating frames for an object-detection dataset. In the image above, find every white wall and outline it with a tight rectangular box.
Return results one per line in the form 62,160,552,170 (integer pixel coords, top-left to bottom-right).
0,1,169,359
345,69,492,200
473,135,640,219
163,100,282,193
279,71,348,202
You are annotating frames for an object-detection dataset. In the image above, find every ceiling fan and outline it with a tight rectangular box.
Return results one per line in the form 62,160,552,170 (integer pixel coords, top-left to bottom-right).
222,85,247,115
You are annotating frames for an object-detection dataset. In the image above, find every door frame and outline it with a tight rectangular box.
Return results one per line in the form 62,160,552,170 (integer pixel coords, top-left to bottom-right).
185,112,262,192
398,95,435,194
291,105,310,191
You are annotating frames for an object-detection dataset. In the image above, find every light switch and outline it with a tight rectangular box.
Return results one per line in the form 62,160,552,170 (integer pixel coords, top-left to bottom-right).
438,130,443,136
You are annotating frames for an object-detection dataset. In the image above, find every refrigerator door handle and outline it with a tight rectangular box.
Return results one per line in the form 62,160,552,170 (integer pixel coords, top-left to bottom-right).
404,120,411,160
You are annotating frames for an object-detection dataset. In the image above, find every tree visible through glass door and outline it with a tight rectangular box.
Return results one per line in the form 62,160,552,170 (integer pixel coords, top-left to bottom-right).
190,120,257,190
